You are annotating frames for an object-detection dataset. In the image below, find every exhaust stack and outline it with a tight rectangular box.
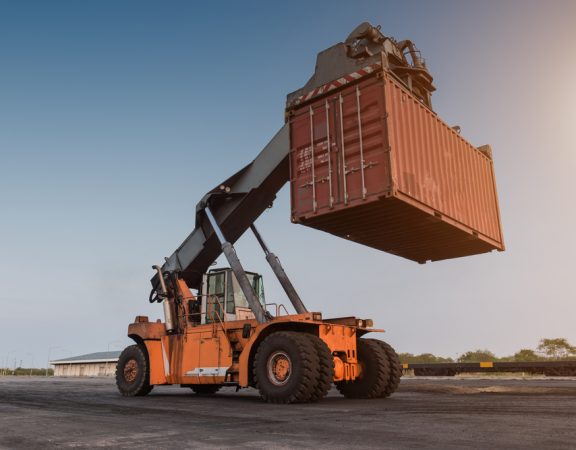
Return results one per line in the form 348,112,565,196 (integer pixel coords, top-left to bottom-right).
152,265,176,333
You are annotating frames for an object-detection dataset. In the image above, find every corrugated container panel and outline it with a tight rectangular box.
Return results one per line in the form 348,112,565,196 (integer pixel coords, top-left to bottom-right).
288,69,504,263
385,73,504,240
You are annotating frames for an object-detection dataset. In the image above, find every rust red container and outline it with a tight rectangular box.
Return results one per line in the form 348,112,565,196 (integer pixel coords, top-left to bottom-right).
287,69,504,263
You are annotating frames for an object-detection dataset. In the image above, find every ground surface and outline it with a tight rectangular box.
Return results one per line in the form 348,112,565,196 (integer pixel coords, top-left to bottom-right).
0,376,575,449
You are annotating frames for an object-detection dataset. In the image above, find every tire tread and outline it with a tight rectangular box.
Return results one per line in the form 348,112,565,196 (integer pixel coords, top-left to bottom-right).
374,340,402,397
335,339,389,399
253,331,320,404
115,344,153,397
305,334,334,402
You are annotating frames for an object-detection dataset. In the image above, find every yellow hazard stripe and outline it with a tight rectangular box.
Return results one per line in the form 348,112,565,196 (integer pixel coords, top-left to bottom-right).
479,361,493,368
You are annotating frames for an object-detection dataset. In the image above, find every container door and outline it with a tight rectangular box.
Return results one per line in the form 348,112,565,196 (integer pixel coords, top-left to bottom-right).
292,100,339,214
290,75,391,220
335,78,391,206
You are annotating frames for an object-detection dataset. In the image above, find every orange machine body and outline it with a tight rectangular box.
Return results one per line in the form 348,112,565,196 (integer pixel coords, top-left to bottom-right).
128,280,372,388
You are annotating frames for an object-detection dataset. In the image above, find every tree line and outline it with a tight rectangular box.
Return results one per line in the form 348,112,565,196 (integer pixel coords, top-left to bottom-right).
3,338,575,374
399,338,576,364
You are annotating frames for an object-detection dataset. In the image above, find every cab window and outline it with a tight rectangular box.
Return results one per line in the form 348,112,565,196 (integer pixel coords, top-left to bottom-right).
226,273,265,314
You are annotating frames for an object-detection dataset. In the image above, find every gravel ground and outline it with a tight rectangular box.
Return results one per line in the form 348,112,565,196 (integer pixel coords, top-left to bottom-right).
0,376,575,449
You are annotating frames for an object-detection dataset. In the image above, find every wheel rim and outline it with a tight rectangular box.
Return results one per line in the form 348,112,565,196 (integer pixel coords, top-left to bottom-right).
267,351,292,386
124,359,138,383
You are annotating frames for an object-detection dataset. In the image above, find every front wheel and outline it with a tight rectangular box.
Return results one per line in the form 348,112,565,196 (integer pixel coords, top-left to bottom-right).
253,331,320,404
116,345,153,397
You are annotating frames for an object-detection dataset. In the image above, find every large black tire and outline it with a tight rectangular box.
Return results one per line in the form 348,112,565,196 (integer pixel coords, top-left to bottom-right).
374,340,402,397
190,384,222,395
335,339,390,399
253,331,320,404
116,345,153,397
305,334,334,402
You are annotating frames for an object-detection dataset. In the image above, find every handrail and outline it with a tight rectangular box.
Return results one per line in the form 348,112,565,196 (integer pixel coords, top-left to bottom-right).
190,296,225,320
277,304,290,316
183,296,289,321
265,302,290,317
203,294,229,342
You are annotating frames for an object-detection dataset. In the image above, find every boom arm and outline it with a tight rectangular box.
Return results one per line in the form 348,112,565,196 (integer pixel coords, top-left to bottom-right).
151,22,426,319
154,124,290,293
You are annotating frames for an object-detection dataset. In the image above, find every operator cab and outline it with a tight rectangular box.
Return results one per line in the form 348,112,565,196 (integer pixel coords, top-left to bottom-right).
201,268,266,324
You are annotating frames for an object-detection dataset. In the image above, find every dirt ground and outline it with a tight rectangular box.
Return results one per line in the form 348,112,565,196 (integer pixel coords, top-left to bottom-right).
0,376,575,449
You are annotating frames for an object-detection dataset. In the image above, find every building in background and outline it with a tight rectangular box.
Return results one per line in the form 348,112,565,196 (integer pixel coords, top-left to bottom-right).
50,351,121,377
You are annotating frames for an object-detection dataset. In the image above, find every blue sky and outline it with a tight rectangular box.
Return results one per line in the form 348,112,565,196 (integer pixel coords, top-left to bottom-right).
1,0,575,367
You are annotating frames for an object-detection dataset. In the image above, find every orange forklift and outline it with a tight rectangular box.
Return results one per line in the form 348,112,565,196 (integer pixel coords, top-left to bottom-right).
116,23,503,403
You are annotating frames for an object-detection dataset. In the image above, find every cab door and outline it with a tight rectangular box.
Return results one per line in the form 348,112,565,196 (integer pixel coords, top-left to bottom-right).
201,271,227,324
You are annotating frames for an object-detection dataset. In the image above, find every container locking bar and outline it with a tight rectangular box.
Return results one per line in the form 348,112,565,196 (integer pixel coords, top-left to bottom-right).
250,224,308,314
205,207,269,323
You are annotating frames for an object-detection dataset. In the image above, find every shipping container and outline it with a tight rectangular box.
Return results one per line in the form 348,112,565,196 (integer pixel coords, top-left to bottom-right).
287,69,504,263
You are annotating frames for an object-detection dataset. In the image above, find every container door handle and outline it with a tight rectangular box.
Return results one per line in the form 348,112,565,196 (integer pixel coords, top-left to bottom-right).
338,94,349,204
356,86,367,199
325,99,334,208
308,106,317,212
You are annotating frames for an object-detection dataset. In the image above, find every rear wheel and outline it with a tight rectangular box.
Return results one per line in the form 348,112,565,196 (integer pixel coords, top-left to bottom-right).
189,384,222,395
374,340,402,397
116,345,153,397
253,331,320,404
336,339,390,399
